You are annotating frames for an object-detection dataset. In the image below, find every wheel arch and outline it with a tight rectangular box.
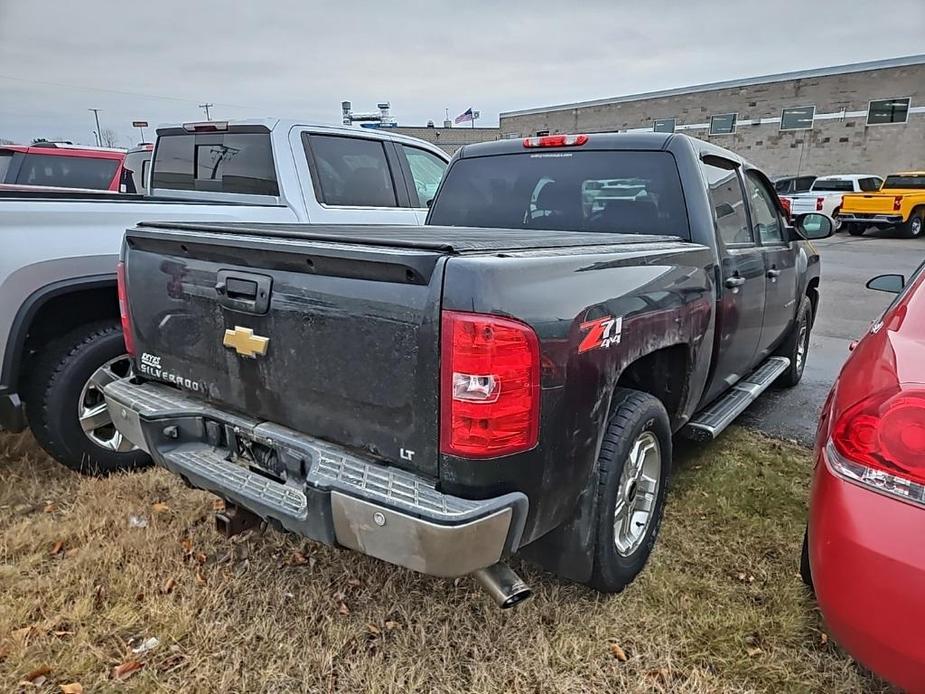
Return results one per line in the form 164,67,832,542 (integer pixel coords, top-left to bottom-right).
612,343,690,428
2,275,118,395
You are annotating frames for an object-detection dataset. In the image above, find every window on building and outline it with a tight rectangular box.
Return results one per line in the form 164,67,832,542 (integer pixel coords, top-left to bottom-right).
700,158,751,246
709,113,737,136
867,98,911,125
780,106,815,131
653,118,676,133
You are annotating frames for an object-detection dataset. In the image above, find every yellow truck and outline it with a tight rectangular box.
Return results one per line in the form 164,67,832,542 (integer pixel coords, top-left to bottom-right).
839,172,925,238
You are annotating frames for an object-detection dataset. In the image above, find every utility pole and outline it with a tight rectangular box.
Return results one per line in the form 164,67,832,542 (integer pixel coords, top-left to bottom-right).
88,108,103,146
199,103,214,121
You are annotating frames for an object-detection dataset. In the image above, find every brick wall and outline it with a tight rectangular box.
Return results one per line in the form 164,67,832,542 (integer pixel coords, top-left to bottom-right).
500,63,925,178
391,127,501,155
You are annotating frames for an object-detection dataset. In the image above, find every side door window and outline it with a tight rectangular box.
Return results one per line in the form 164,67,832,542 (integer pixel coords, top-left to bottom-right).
698,157,766,403
400,145,447,208
859,177,881,192
702,161,753,247
304,134,398,207
744,172,785,245
796,176,816,193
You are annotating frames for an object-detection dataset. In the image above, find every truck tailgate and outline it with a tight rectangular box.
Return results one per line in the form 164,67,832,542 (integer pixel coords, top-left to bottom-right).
842,193,895,214
123,224,446,476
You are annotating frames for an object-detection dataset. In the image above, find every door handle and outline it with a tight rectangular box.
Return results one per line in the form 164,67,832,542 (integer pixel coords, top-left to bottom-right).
725,275,746,288
767,268,781,279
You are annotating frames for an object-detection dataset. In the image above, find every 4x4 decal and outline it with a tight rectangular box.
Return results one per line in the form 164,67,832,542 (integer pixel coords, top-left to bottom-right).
578,316,623,353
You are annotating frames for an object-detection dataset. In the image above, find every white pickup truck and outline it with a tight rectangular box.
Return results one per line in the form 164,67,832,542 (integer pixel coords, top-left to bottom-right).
784,174,883,231
0,119,449,474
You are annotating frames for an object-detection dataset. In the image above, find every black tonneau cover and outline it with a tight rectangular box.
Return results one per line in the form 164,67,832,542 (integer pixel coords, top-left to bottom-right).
135,221,680,255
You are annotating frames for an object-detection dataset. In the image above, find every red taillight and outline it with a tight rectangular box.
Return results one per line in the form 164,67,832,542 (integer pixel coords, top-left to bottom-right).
116,261,136,356
523,134,588,148
815,196,825,211
440,311,540,458
780,196,791,219
830,388,925,498
893,195,903,212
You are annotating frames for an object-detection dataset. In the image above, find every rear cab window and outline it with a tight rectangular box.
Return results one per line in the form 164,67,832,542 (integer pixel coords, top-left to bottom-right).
811,179,854,192
883,174,925,189
427,149,691,239
11,153,119,189
152,129,278,196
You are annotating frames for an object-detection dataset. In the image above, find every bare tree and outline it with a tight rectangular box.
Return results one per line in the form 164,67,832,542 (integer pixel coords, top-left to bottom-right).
99,128,121,148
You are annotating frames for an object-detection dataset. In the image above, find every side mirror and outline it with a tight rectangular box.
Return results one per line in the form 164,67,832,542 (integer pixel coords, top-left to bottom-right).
794,213,833,240
866,274,905,294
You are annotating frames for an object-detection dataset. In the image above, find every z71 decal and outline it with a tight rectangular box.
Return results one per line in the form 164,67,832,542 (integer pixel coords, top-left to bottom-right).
578,316,623,353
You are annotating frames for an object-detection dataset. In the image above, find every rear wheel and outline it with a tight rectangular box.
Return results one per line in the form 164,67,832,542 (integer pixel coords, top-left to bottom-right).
899,210,923,239
847,223,865,236
25,321,151,475
832,209,842,232
775,300,812,388
587,388,672,593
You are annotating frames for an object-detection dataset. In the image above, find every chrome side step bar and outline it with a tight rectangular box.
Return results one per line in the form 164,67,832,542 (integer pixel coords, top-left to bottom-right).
682,356,790,441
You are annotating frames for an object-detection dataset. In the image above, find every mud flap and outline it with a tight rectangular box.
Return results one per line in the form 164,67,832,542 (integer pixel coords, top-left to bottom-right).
518,462,601,584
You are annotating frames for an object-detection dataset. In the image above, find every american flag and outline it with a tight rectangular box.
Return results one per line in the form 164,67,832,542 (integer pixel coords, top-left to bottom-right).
454,108,474,124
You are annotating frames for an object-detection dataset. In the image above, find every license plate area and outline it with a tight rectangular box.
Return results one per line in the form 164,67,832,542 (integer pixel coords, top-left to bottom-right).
225,424,288,483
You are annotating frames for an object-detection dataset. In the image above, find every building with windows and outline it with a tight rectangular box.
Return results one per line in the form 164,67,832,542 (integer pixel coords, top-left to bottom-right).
390,126,501,155
499,55,925,178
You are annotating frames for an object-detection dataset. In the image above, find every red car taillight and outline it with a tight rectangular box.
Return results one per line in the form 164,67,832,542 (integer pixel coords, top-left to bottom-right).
116,261,136,356
816,196,825,211
440,311,540,458
893,195,903,212
829,387,925,504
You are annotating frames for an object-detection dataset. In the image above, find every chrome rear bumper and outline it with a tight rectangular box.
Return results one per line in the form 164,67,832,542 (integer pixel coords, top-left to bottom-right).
104,378,527,577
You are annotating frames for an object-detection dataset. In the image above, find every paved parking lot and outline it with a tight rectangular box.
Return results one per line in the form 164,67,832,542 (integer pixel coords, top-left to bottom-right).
742,230,925,444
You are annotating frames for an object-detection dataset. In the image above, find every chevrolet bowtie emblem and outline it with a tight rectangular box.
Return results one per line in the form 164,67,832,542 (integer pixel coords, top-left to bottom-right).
223,326,270,358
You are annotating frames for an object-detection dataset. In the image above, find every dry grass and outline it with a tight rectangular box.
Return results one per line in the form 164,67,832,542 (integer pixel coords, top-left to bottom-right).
0,428,892,693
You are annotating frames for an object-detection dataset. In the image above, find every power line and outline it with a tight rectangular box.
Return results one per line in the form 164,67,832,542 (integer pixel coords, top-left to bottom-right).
199,103,214,121
0,74,260,111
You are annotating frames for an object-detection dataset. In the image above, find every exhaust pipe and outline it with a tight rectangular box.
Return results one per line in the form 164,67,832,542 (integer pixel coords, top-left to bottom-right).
473,563,532,609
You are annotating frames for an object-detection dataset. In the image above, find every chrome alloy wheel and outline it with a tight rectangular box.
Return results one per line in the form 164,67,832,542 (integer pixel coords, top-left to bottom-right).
77,355,136,452
796,317,809,372
613,431,661,557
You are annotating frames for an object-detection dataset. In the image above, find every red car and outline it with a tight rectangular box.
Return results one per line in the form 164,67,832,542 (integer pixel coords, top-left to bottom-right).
805,264,925,692
0,142,126,191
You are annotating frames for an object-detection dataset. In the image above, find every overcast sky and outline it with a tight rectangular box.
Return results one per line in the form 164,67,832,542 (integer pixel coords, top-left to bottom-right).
1,0,923,146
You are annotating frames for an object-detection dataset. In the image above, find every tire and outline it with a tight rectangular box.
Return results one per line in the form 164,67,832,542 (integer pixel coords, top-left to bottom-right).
775,300,812,388
588,388,672,593
832,209,842,233
800,527,814,592
25,320,151,475
899,210,923,239
847,223,865,236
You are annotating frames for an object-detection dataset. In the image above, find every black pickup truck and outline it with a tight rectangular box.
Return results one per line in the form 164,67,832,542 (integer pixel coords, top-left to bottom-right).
104,133,831,607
